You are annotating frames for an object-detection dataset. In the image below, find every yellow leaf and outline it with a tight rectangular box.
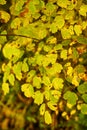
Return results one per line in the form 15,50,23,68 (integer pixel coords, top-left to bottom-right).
44,111,52,124
2,83,9,95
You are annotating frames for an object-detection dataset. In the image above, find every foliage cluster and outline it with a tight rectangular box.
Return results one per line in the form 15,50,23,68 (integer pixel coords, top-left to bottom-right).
0,0,87,129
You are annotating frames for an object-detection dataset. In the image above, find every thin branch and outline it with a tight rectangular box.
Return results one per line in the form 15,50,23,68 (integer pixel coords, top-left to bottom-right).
0,34,39,40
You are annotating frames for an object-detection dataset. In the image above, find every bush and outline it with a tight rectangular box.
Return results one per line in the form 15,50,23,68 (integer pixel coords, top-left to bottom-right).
0,0,87,129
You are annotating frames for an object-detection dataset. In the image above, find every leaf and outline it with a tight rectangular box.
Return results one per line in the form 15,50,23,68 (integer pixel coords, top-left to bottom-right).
74,25,82,36
44,111,52,124
2,83,9,95
63,91,78,105
79,4,87,16
57,0,70,8
47,101,57,111
61,27,71,39
51,90,61,100
76,35,87,45
81,104,87,114
52,78,64,90
8,74,15,86
11,18,21,29
77,82,87,94
60,49,67,60
34,91,43,105
3,44,21,59
72,48,79,59
50,22,58,33
22,61,29,72
47,63,63,75
0,0,6,5
40,103,45,115
82,94,87,103
54,15,65,29
13,62,22,80
33,76,41,89
21,83,34,98
0,10,10,23
0,30,7,44
28,1,36,14
42,75,51,87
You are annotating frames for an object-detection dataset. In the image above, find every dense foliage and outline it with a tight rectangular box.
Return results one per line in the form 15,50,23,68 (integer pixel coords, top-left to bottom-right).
0,0,87,129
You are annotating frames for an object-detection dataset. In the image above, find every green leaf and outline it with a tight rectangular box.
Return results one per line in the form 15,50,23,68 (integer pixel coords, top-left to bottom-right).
79,4,87,16
52,78,64,90
21,83,34,98
76,35,87,45
8,74,15,86
34,91,43,105
74,25,82,36
28,1,36,14
2,82,9,95
33,76,41,89
44,111,52,124
57,0,70,8
60,49,67,60
72,48,79,59
77,82,87,94
40,103,45,115
63,91,78,105
82,94,87,103
54,15,65,29
0,0,6,5
81,104,87,114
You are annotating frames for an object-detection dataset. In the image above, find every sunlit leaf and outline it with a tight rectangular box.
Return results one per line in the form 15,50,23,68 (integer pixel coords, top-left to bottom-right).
52,78,64,90
0,10,10,23
3,44,21,59
2,82,9,95
44,111,52,124
42,75,51,87
40,103,45,115
79,4,87,16
54,15,65,29
22,61,29,72
21,83,34,98
11,18,21,29
34,91,43,105
47,101,57,111
60,49,67,60
61,27,71,39
0,0,6,5
8,74,15,86
13,62,22,80
57,0,70,8
33,76,41,89
50,22,58,33
74,25,82,36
